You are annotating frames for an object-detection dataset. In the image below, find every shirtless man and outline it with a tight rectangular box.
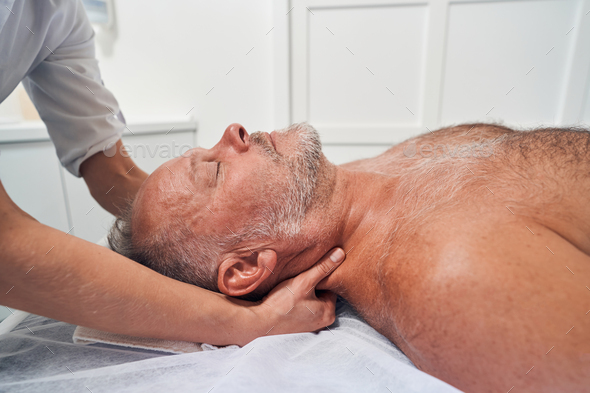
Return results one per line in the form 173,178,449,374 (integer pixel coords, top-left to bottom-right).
110,122,590,392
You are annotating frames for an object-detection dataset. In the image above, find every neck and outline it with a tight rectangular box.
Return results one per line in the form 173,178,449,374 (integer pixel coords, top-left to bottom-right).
282,163,403,298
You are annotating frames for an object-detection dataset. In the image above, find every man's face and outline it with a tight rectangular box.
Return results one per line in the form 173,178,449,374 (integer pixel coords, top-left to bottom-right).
132,123,324,287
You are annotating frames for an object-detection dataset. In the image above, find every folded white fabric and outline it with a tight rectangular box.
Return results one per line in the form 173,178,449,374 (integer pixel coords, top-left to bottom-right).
1,304,461,392
72,325,204,354
72,236,232,354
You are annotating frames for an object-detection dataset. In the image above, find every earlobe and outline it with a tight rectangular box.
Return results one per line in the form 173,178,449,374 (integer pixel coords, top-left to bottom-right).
217,249,277,297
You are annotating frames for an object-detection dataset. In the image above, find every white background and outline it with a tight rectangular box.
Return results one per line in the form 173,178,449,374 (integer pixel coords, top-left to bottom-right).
95,0,590,159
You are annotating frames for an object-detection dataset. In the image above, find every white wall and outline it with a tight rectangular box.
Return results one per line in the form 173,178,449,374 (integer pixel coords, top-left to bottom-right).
3,0,590,235
441,0,582,127
286,0,590,166
0,1,278,252
6,0,589,167
95,0,275,149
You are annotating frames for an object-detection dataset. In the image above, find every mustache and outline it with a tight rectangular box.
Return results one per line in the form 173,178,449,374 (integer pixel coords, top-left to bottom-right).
249,131,281,160
249,123,322,164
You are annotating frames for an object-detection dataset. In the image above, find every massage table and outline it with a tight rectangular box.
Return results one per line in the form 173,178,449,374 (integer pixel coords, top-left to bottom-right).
0,299,460,392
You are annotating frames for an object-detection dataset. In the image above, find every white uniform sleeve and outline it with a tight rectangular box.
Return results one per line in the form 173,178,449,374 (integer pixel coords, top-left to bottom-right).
22,0,124,177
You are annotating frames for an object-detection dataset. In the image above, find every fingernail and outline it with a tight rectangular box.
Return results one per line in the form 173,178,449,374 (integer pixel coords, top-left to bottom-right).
330,249,345,263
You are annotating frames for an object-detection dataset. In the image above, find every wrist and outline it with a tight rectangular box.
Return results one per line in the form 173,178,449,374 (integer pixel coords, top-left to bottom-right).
230,300,274,347
83,166,147,216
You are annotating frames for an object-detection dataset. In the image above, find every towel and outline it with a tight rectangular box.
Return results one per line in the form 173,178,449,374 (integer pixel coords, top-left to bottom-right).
72,325,207,354
4,310,460,393
72,236,236,354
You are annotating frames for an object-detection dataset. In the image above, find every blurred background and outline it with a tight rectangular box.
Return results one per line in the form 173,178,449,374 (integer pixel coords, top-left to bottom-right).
0,0,589,244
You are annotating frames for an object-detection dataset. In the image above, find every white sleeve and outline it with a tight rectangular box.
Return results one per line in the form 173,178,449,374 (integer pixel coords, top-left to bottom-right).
22,0,124,177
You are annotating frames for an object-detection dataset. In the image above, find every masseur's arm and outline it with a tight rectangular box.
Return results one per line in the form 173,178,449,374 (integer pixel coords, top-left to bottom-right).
0,182,344,346
80,139,148,216
20,0,147,217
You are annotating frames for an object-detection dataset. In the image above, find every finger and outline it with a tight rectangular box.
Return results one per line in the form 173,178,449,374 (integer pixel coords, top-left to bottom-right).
317,290,337,307
299,248,345,290
317,291,338,326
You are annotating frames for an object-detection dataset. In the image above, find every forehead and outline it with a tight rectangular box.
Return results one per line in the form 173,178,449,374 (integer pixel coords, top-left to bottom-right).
131,143,284,242
136,156,187,206
131,154,202,238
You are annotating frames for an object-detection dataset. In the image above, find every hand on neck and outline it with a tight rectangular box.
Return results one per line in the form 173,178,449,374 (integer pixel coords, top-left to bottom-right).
275,165,400,294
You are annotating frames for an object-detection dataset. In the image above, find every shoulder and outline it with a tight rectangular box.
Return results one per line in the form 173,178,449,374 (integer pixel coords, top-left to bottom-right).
24,0,82,24
26,0,90,45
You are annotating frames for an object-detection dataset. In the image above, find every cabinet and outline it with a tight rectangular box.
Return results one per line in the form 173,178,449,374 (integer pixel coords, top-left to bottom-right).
0,119,197,244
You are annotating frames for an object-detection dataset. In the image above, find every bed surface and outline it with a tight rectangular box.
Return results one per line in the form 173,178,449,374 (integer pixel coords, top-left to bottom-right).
0,300,461,392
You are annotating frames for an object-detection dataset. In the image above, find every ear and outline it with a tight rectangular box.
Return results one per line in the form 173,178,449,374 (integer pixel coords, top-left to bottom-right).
217,249,277,297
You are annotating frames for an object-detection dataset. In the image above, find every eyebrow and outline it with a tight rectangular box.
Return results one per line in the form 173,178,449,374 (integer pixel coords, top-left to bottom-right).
188,150,216,187
188,151,201,180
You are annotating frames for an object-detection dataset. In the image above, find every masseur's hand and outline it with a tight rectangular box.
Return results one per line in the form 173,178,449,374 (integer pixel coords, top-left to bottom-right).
252,248,345,337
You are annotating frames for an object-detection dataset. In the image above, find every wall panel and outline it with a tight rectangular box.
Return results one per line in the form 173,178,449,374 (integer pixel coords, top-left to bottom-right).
323,144,391,165
0,142,70,232
441,0,578,127
308,5,427,126
284,0,590,151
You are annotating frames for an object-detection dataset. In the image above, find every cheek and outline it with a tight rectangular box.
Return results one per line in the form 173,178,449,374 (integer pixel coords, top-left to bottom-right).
222,162,271,208
222,161,290,212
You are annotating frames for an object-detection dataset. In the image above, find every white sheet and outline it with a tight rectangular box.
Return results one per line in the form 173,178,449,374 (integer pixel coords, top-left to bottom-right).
0,300,461,392
72,325,209,354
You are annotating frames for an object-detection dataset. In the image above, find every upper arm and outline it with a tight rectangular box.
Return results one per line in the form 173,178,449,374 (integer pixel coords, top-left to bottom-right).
23,1,124,177
406,216,590,392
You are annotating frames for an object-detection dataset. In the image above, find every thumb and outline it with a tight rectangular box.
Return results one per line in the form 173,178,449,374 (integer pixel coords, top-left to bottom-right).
314,290,338,329
317,290,338,308
299,248,345,290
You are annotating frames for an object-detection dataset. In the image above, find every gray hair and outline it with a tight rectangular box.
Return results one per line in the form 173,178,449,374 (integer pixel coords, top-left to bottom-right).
108,122,323,293
108,200,223,292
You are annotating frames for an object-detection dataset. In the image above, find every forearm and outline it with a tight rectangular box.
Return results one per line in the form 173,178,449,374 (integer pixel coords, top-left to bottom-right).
0,215,264,346
80,139,148,216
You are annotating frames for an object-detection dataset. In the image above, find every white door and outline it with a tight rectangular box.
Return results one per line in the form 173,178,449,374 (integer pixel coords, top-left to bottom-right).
275,0,590,163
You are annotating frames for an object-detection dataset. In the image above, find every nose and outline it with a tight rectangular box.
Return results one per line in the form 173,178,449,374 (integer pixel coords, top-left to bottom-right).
219,123,249,153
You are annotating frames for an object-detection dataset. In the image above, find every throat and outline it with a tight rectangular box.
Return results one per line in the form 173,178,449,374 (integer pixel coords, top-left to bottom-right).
320,171,403,305
327,217,406,349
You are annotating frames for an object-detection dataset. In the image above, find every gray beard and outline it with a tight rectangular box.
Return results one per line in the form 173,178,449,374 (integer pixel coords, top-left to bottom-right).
247,123,323,240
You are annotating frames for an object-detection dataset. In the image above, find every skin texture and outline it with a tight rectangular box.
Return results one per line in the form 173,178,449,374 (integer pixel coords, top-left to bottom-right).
0,137,346,346
135,123,590,392
80,139,149,216
131,123,336,298
334,126,590,392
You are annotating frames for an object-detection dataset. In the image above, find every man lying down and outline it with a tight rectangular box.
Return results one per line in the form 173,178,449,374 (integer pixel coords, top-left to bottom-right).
109,122,590,392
